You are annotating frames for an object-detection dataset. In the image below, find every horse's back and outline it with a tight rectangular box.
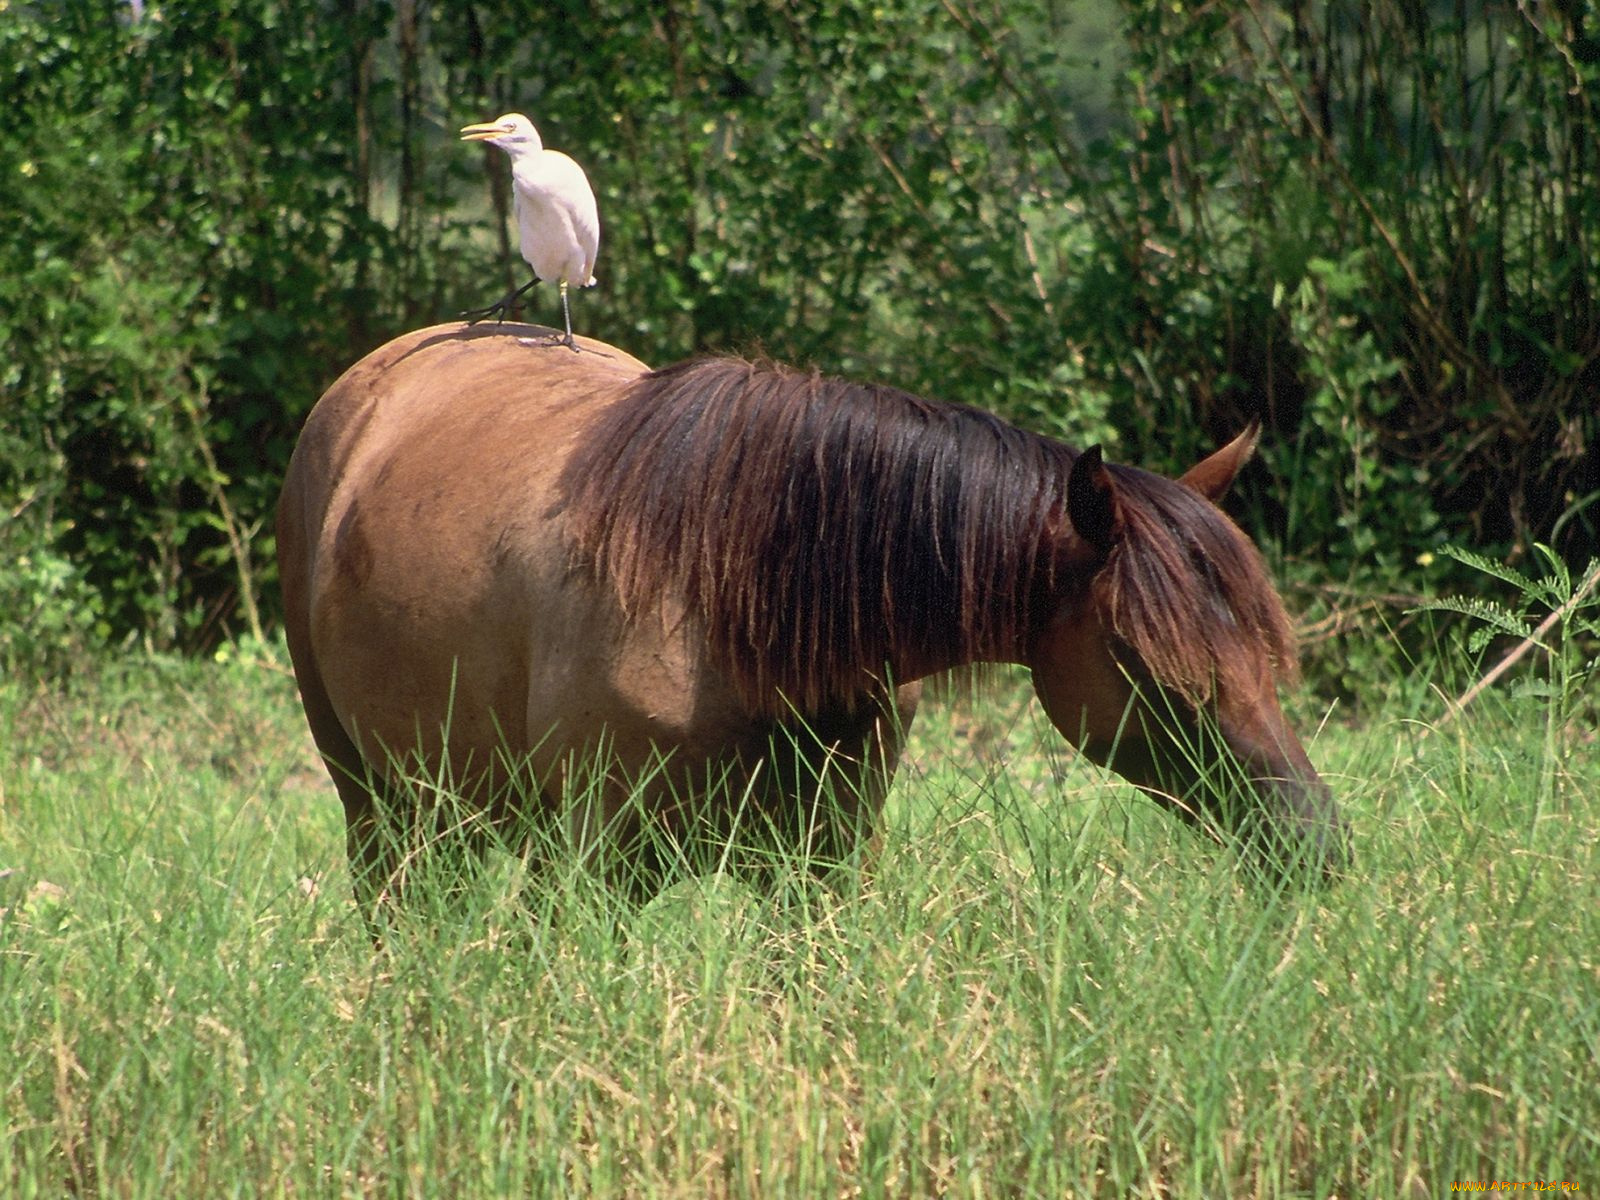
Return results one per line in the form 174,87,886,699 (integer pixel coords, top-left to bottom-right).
281,324,646,543
278,324,654,794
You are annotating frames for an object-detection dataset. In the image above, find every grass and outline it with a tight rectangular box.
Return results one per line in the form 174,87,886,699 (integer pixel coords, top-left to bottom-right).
1,640,1596,1197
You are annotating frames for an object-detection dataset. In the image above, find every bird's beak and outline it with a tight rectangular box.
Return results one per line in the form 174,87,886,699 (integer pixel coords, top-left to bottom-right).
459,121,508,142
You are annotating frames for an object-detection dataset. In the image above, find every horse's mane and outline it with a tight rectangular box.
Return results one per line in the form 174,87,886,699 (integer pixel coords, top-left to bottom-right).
1092,466,1300,705
560,357,1296,713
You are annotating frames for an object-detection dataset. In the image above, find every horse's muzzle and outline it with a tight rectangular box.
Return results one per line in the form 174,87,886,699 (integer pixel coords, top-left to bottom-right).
1240,772,1350,883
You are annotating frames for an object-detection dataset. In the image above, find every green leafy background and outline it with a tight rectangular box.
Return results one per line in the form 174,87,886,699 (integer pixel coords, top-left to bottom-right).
3,0,1596,705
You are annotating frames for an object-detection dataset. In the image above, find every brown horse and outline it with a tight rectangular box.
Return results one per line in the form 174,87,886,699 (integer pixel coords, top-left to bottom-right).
277,323,1346,918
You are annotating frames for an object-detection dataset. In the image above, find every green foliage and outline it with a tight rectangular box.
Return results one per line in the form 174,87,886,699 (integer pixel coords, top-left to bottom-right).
0,526,108,672
2,0,1596,700
0,0,443,665
1424,545,1572,650
1418,543,1600,801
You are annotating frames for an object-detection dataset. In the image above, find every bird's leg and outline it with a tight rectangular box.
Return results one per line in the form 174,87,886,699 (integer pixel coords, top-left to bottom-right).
557,281,578,351
460,277,538,325
531,281,581,352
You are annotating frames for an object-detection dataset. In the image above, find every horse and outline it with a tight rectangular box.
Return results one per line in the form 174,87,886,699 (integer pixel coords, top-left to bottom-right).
277,323,1348,920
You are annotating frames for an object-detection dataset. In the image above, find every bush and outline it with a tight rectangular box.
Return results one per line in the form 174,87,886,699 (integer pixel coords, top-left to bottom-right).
2,0,1595,698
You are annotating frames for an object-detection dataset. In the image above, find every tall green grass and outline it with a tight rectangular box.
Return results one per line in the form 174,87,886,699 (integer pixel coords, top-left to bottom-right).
2,643,1595,1197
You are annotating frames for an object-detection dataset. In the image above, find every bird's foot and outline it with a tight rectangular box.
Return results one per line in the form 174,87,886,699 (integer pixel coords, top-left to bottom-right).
460,280,539,326
459,301,512,326
531,330,581,353
518,334,611,358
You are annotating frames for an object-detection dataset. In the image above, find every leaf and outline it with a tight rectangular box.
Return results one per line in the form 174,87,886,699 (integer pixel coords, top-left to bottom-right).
1434,545,1538,598
1413,595,1535,643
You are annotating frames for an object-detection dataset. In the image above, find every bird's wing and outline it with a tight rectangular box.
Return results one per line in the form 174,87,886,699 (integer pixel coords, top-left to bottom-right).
569,197,600,288
523,152,600,286
507,187,537,274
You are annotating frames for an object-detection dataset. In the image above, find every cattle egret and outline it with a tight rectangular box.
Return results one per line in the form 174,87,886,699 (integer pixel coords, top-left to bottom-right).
460,112,599,350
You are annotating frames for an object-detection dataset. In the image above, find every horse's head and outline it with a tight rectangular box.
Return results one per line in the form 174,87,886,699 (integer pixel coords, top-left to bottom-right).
1029,430,1348,881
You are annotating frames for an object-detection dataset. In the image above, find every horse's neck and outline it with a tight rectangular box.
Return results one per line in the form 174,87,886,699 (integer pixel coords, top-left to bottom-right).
874,530,1060,688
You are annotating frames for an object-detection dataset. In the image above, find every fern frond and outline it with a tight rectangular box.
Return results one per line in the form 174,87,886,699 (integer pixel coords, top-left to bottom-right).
1435,545,1538,595
1414,595,1537,642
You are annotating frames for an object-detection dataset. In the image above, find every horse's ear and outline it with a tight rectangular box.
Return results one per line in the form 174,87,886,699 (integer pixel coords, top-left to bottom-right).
1178,422,1260,502
1067,444,1121,554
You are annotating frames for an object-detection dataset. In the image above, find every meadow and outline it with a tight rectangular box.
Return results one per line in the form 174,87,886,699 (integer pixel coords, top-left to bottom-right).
1,639,1596,1198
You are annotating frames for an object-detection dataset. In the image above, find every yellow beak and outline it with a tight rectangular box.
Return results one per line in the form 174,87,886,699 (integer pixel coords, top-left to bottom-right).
459,121,508,141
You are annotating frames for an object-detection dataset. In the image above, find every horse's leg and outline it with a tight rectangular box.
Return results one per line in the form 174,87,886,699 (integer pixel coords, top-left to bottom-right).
284,654,407,926
502,763,671,933
857,684,921,825
286,648,501,930
757,682,923,890
580,781,672,915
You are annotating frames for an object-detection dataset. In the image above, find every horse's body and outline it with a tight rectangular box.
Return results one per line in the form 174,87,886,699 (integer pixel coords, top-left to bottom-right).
278,323,1346,915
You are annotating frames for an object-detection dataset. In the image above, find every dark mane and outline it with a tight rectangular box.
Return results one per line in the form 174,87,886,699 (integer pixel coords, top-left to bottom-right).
1095,466,1300,706
561,357,1070,711
560,357,1297,713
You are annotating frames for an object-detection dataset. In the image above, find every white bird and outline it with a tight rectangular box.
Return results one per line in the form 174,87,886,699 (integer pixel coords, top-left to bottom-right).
459,112,599,351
